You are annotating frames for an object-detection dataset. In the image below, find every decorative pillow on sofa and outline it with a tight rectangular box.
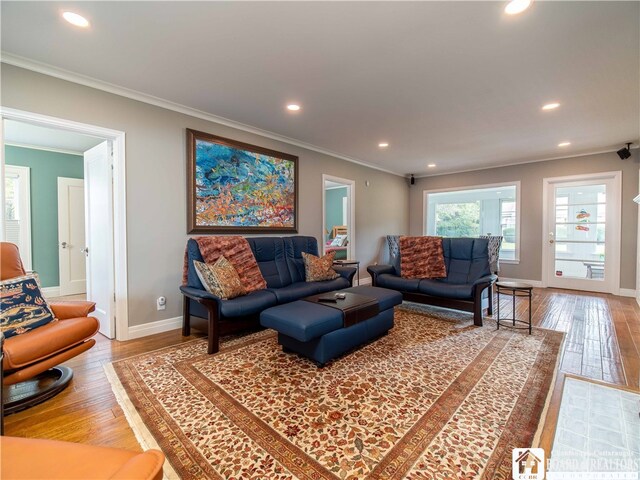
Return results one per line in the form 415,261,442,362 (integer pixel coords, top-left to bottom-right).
193,257,247,300
0,274,56,338
302,251,340,282
399,236,447,280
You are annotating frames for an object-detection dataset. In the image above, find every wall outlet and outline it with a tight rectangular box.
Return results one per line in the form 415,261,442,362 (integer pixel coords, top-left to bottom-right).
157,296,166,311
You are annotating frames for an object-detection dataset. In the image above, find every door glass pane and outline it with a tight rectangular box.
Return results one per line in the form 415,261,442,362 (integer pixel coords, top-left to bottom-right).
554,241,605,280
553,183,606,281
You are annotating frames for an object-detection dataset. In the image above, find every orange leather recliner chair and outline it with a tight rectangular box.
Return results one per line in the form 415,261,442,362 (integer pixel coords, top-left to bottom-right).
0,436,165,480
1,242,99,413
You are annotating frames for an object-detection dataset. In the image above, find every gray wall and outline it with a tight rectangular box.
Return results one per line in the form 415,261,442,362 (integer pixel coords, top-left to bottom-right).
1,64,409,327
409,152,639,289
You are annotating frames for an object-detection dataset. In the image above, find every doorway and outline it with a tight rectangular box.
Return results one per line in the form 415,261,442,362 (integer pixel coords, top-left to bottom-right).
1,108,128,340
322,175,355,261
543,171,622,294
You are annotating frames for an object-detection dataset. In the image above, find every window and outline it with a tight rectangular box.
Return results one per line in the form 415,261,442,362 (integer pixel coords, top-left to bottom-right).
424,183,519,261
3,165,32,270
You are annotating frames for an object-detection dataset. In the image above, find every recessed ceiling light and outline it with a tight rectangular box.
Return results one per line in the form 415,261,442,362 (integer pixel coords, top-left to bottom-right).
62,11,90,28
505,0,533,15
427,163,436,168
542,102,560,111
496,191,502,194
378,142,389,148
286,104,301,111
558,142,571,147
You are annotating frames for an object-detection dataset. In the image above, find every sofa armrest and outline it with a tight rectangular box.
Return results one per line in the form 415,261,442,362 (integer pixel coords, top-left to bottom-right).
472,274,498,288
179,286,221,305
367,264,395,286
333,266,356,285
471,275,497,304
367,264,395,276
49,301,96,320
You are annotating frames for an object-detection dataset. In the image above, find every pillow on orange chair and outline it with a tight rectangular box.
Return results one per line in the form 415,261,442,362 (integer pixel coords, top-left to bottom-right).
302,251,339,282
0,274,56,338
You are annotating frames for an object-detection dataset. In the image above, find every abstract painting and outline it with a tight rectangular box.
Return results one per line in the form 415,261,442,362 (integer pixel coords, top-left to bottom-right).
187,129,298,233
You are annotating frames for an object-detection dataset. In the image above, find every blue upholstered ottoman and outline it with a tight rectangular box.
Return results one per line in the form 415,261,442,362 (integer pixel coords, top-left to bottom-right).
260,286,402,366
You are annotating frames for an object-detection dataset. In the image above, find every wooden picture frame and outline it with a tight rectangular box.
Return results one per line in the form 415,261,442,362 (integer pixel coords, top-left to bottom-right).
186,129,298,234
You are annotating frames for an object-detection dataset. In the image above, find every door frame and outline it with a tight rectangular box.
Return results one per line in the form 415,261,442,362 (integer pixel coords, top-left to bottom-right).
57,177,86,296
321,174,356,261
0,107,130,340
541,170,622,294
4,164,32,271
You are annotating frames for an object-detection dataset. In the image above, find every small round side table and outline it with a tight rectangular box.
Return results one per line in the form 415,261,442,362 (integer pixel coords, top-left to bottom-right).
495,281,533,334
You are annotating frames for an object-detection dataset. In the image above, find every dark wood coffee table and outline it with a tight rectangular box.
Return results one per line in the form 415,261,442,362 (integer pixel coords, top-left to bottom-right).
304,291,379,327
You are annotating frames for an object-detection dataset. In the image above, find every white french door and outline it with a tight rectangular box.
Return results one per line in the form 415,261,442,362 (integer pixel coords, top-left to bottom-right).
84,141,115,338
544,172,621,294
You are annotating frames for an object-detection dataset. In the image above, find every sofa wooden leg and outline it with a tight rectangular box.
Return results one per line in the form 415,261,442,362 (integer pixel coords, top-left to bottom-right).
207,308,220,354
182,297,191,337
487,284,494,316
473,299,484,326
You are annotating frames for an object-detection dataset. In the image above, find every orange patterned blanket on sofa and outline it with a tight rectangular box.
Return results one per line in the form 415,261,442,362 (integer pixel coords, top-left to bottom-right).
399,236,447,279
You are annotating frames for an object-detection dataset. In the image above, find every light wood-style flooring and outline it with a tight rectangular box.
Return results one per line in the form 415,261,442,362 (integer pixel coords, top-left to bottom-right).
4,288,640,453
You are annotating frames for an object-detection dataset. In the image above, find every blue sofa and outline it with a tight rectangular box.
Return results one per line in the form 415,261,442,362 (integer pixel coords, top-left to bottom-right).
367,237,496,326
180,236,357,354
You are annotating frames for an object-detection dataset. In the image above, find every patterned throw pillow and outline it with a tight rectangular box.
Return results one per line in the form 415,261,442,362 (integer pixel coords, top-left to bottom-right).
193,257,247,300
400,236,447,279
302,251,340,282
0,274,56,338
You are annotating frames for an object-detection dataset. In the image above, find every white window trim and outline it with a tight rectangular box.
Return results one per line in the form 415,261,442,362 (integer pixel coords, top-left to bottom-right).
422,180,521,264
4,165,32,271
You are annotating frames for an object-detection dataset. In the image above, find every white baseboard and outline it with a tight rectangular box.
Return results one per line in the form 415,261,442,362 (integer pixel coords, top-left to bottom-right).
496,277,545,288
42,286,61,297
356,277,372,286
618,288,637,298
126,316,182,340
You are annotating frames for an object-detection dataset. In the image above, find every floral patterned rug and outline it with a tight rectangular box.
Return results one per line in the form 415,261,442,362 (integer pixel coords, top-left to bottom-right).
107,304,563,479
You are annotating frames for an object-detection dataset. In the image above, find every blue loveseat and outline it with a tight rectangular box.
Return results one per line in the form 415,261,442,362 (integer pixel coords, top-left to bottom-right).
180,236,356,353
367,237,496,325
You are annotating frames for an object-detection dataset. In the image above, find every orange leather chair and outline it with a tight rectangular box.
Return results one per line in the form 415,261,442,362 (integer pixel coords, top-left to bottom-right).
1,242,99,413
1,436,164,480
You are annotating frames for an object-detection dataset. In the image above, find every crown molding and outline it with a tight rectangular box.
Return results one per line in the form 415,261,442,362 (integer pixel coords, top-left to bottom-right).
1,52,402,177
413,147,635,179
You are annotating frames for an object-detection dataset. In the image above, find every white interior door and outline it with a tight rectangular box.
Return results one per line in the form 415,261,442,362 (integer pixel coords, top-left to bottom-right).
544,172,621,294
58,177,86,295
84,141,114,338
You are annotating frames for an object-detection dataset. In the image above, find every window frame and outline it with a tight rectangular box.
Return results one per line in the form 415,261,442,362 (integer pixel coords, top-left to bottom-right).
422,180,521,264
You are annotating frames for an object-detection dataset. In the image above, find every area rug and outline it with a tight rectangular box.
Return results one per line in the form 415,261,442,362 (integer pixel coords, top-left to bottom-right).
106,305,564,479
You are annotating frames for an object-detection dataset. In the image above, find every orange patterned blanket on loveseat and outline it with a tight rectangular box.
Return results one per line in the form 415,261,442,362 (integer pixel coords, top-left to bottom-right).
399,236,447,279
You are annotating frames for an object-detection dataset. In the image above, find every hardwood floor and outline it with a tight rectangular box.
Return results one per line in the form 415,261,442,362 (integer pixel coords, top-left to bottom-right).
4,288,640,455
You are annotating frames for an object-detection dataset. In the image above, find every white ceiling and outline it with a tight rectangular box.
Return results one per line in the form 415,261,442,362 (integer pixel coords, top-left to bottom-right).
4,119,104,154
1,1,638,176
